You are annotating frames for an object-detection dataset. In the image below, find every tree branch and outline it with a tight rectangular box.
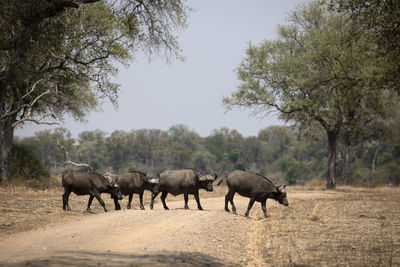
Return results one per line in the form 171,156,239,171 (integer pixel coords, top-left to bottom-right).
57,141,93,172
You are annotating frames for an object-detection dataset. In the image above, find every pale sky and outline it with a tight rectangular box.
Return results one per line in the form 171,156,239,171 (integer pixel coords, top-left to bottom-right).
16,0,307,138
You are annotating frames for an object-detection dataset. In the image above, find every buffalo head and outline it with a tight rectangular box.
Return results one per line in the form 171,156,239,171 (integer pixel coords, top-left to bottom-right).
145,173,160,194
109,181,123,200
198,173,217,192
275,185,288,206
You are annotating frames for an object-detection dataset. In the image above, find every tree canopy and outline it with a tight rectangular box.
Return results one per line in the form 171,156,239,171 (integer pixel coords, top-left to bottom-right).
223,1,396,188
0,0,189,181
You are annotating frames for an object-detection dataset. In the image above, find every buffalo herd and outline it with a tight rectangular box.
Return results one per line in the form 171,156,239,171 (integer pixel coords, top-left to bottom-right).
61,168,289,218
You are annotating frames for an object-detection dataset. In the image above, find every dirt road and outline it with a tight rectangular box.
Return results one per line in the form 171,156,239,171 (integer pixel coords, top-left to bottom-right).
0,196,267,266
1,187,399,266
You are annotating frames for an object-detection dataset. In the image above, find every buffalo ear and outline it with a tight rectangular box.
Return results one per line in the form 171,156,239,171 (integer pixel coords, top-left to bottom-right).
276,185,285,193
280,185,287,193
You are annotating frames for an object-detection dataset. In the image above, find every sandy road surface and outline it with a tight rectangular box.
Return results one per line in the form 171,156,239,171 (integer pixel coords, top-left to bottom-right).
0,196,271,266
1,187,398,266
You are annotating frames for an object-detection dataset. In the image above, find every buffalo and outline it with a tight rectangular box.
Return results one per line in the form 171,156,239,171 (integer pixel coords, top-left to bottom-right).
106,171,159,210
219,170,288,218
150,169,217,210
62,171,122,212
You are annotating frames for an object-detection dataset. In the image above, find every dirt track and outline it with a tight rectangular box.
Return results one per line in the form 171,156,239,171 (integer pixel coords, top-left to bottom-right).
0,187,399,266
0,196,266,266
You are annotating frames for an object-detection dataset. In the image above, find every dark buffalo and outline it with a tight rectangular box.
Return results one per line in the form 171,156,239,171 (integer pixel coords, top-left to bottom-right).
107,171,159,210
62,171,122,212
219,170,288,218
151,169,217,210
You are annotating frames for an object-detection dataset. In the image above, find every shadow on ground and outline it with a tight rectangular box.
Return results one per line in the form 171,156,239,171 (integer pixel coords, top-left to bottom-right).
3,250,239,267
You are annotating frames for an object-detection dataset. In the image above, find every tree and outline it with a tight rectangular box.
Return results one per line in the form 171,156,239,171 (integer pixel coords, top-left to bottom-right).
328,0,400,92
204,127,244,172
239,136,267,171
76,130,107,171
131,129,167,171
223,1,394,188
258,126,293,162
0,0,189,182
105,130,129,173
327,0,400,183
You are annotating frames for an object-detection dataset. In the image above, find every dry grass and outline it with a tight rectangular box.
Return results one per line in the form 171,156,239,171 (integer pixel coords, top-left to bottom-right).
0,184,399,266
246,186,400,266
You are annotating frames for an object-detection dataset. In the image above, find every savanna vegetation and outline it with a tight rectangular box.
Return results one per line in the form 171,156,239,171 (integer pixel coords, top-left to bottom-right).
2,0,399,190
12,123,400,187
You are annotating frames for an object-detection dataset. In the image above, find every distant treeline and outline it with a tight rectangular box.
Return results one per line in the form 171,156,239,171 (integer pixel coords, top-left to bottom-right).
14,124,400,186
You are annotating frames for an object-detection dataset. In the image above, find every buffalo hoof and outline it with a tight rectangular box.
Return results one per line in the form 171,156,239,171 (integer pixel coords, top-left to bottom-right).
198,207,203,211
184,206,189,210
150,205,154,210
225,208,230,212
164,207,169,210
140,207,145,210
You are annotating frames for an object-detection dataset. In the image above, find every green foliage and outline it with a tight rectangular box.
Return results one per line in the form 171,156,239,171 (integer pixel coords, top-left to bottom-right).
375,162,400,185
271,156,312,185
15,122,400,186
223,0,397,188
191,149,216,173
11,143,50,180
0,0,189,182
327,0,400,92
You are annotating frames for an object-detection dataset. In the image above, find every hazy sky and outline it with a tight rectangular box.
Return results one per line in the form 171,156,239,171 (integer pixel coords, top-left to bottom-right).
17,0,306,138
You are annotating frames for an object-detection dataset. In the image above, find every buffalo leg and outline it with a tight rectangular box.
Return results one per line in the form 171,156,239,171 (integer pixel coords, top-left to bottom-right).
184,193,189,209
127,194,133,209
224,192,230,212
94,194,107,212
87,195,94,212
261,200,268,218
150,192,159,210
194,191,203,210
225,189,236,214
62,189,71,211
139,192,145,210
244,198,256,217
230,192,236,214
113,197,121,211
161,191,169,210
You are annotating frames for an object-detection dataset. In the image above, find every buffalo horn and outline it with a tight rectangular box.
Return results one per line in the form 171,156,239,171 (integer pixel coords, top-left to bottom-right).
198,174,214,181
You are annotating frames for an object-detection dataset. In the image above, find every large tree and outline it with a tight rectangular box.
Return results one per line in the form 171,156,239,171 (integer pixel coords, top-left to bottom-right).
0,0,188,182
223,1,394,188
328,0,400,93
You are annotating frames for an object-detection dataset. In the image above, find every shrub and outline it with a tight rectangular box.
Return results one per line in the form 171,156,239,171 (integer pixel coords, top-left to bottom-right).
11,143,50,180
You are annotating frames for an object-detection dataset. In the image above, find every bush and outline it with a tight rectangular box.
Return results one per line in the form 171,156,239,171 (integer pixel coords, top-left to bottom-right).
11,143,50,181
270,156,313,185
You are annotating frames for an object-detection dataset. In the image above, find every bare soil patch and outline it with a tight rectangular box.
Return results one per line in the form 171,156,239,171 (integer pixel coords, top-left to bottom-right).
0,184,399,266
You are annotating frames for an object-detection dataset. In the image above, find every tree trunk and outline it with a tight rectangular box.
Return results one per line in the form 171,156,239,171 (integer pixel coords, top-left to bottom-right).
326,130,339,189
372,143,379,172
1,111,17,182
0,88,6,183
342,144,350,185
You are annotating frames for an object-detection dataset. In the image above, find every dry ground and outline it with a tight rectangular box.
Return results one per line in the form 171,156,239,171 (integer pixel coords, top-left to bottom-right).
0,184,399,266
